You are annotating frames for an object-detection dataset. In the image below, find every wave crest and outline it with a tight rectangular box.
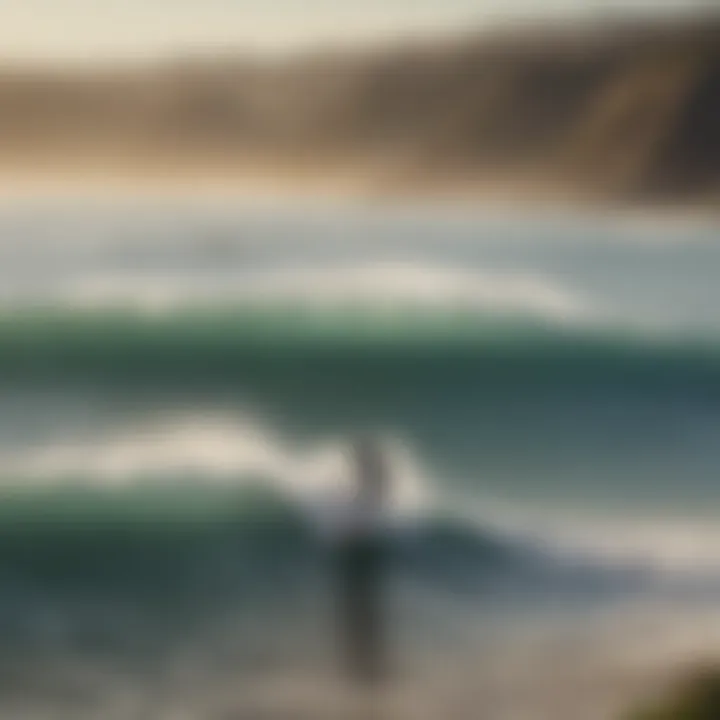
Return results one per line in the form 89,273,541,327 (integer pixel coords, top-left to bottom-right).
48,264,588,323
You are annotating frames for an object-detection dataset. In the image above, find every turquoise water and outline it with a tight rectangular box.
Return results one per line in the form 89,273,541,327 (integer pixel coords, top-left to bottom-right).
1,198,720,718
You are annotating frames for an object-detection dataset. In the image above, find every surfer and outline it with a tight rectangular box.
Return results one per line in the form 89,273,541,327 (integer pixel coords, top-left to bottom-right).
334,436,389,687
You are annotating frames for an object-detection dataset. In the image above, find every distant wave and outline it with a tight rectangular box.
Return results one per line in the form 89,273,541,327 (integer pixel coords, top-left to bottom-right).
0,301,717,393
10,264,588,323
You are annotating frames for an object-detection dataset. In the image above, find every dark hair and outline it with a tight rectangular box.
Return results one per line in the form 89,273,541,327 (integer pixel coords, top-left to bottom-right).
350,436,387,499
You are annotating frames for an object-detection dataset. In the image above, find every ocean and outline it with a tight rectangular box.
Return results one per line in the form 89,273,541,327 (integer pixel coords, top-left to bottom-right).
1,194,720,719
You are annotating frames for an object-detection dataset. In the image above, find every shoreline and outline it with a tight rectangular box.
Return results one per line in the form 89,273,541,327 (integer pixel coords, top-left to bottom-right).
0,166,717,227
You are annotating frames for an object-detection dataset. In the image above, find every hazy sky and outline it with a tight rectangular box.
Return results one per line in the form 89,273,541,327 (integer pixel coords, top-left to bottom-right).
1,0,715,62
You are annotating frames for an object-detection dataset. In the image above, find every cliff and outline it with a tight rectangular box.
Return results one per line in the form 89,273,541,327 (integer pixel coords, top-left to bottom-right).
0,17,719,205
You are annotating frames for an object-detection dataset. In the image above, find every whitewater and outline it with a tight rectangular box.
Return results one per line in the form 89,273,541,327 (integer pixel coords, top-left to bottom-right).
1,195,720,719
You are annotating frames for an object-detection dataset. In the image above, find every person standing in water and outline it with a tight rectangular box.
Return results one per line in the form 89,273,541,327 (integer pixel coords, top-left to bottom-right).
334,436,389,687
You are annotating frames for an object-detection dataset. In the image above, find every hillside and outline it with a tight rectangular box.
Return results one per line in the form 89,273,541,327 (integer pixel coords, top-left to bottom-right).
0,17,719,205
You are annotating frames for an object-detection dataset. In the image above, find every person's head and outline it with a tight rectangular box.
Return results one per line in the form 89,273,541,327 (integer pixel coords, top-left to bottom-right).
350,435,387,499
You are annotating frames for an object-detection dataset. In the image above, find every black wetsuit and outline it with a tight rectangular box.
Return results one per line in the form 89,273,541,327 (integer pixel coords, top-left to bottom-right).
335,534,386,685
334,439,389,685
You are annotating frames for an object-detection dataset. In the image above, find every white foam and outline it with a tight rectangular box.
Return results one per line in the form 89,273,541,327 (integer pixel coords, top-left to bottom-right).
0,412,428,528
54,263,587,322
464,497,720,576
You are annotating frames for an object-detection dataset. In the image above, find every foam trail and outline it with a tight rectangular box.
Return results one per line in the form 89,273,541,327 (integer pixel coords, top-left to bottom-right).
461,498,720,577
